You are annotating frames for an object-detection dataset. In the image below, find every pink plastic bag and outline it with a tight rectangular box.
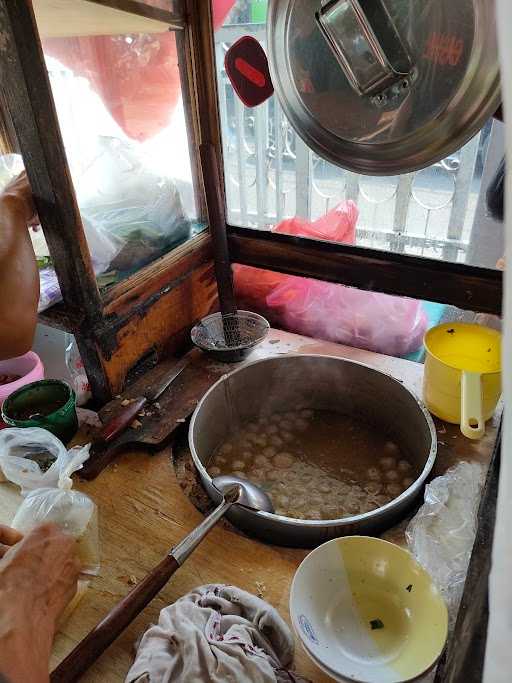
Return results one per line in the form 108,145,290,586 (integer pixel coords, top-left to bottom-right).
266,278,427,356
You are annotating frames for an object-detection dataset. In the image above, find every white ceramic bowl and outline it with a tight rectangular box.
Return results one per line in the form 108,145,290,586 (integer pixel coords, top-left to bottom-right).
290,537,448,683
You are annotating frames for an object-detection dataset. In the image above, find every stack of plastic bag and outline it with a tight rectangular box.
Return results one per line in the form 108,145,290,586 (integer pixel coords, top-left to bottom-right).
406,461,486,628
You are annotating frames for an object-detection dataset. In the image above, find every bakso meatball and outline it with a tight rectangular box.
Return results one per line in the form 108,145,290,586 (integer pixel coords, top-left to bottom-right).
231,460,246,471
397,459,412,473
275,494,290,508
253,454,270,468
403,477,414,489
384,441,400,456
384,469,399,482
367,467,381,482
379,456,397,470
274,452,295,469
209,466,221,478
364,482,382,495
386,482,402,497
248,468,265,481
318,480,333,494
322,504,339,519
267,470,284,482
294,418,309,432
345,500,362,515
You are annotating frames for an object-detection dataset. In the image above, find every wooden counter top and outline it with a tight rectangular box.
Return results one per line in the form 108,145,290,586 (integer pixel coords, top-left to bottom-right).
0,331,500,682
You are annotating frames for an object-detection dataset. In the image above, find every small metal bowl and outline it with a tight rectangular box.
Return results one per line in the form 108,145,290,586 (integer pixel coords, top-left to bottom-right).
191,310,270,362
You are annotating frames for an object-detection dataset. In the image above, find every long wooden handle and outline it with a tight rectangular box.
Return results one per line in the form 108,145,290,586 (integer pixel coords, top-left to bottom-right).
50,555,179,683
96,396,148,444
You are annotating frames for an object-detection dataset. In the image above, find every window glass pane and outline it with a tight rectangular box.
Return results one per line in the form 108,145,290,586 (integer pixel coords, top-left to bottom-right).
215,1,504,272
29,6,203,309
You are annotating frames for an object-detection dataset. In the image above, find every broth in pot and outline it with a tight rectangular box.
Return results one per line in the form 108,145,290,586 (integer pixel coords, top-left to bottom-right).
208,409,416,520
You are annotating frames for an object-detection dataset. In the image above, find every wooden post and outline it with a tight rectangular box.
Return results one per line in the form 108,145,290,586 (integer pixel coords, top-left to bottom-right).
182,0,236,314
0,0,111,399
0,0,102,319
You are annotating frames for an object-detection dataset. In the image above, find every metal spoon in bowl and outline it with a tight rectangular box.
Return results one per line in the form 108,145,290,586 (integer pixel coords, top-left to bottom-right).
50,477,273,683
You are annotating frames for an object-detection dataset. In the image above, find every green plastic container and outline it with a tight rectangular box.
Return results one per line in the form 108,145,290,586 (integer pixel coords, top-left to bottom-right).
2,379,78,443
250,0,267,23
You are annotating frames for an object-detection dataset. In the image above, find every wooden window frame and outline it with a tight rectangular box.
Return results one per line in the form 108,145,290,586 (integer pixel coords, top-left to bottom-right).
228,225,502,315
0,0,223,402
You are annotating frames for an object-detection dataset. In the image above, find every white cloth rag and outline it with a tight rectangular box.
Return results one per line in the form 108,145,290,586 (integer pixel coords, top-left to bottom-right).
126,584,311,683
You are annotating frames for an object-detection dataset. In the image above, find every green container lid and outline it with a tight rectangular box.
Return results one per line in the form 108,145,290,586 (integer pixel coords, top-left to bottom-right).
2,379,78,444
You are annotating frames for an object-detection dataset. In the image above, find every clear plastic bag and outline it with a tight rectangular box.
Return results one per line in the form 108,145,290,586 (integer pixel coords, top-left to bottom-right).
12,487,100,576
0,153,23,191
0,428,99,575
406,461,486,627
0,427,90,494
65,335,92,407
76,137,190,275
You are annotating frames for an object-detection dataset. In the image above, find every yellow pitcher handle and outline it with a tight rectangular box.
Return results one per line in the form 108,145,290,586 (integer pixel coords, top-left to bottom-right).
461,371,485,440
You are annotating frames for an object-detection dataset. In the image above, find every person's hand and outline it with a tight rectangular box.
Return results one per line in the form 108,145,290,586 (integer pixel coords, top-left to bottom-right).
0,522,81,625
0,523,81,683
1,171,38,225
0,524,23,558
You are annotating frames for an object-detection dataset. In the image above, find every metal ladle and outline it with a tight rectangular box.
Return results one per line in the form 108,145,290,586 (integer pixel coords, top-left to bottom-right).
50,477,273,683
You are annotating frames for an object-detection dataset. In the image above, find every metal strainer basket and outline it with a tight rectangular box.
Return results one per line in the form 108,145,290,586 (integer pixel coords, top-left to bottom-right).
191,311,270,362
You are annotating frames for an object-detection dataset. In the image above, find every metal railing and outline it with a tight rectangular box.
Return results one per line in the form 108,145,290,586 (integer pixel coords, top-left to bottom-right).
215,24,490,263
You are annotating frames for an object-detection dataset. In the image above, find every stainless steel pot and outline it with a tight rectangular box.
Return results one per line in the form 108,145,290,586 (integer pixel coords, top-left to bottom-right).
189,355,436,547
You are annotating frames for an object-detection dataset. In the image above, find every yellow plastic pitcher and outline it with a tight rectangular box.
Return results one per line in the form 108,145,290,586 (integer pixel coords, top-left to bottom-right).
423,323,501,440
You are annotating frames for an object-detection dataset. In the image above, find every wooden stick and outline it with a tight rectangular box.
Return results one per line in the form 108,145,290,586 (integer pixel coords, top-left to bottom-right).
200,143,237,315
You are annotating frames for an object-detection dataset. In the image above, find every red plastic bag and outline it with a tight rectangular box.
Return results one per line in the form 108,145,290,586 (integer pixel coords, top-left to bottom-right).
266,278,427,356
233,201,358,313
42,2,235,143
273,200,358,243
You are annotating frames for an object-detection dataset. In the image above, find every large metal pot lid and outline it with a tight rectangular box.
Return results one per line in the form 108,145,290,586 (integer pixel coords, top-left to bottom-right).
267,0,500,175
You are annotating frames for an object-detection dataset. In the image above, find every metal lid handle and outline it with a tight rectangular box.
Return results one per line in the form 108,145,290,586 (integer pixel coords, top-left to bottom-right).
316,0,412,96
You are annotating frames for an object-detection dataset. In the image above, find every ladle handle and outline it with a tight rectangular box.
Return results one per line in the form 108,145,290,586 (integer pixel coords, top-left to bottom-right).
50,498,236,682
50,554,179,683
461,370,485,440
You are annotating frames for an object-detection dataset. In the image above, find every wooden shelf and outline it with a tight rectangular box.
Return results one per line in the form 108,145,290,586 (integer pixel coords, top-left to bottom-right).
32,0,183,39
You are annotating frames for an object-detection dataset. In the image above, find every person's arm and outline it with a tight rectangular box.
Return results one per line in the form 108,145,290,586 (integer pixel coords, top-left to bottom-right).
0,172,39,361
0,523,80,683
